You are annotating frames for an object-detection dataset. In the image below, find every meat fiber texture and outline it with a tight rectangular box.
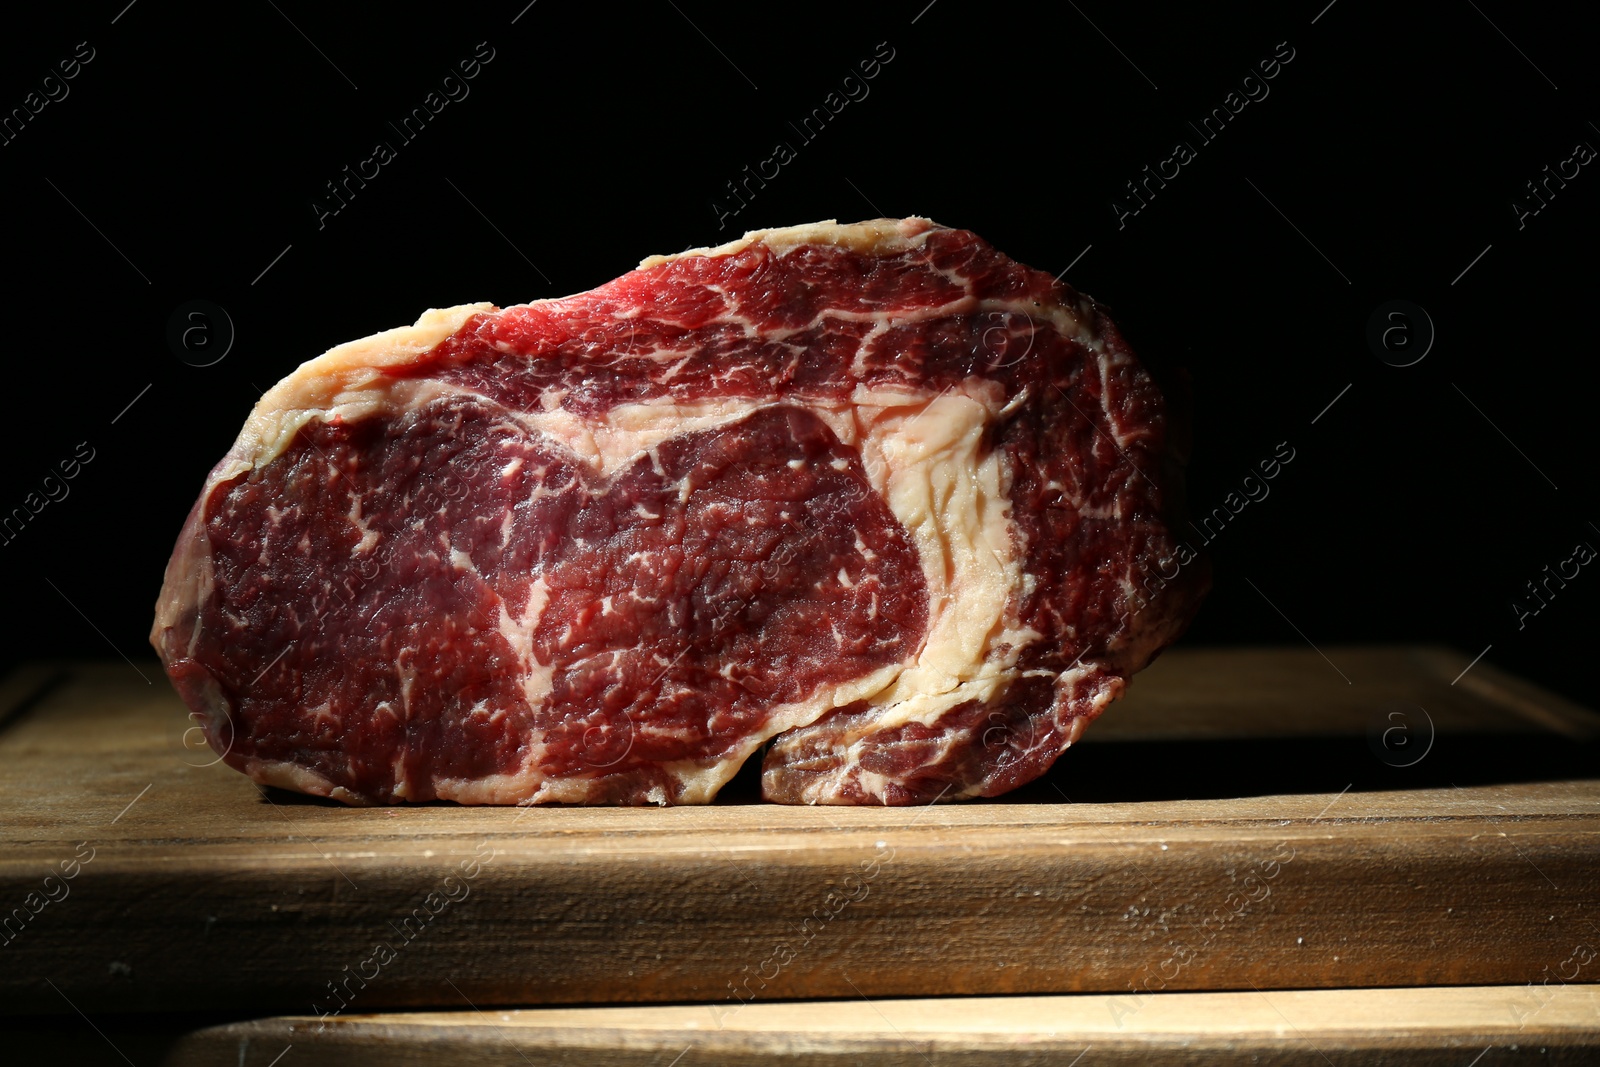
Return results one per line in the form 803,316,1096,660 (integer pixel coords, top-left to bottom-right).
151,217,1207,806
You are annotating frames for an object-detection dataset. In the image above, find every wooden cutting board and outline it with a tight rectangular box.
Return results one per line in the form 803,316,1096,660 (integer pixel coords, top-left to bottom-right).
17,985,1600,1064
1,646,1596,1020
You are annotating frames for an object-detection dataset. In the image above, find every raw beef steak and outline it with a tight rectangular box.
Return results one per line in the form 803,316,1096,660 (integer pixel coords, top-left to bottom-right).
151,218,1207,805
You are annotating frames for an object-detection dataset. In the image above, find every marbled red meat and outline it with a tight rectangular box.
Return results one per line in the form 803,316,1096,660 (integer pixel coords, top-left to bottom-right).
151,218,1207,805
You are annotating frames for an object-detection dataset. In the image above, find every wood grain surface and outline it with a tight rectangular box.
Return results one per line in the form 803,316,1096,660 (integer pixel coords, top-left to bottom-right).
2,646,1596,1020
12,984,1600,1064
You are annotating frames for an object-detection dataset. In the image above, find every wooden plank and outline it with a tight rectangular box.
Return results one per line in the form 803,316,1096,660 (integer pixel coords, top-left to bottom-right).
1084,643,1585,740
1,649,1596,1017
16,986,1600,1065
0,660,65,730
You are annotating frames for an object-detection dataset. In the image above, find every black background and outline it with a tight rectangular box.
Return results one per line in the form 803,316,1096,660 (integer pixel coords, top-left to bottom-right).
1,1,1595,714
